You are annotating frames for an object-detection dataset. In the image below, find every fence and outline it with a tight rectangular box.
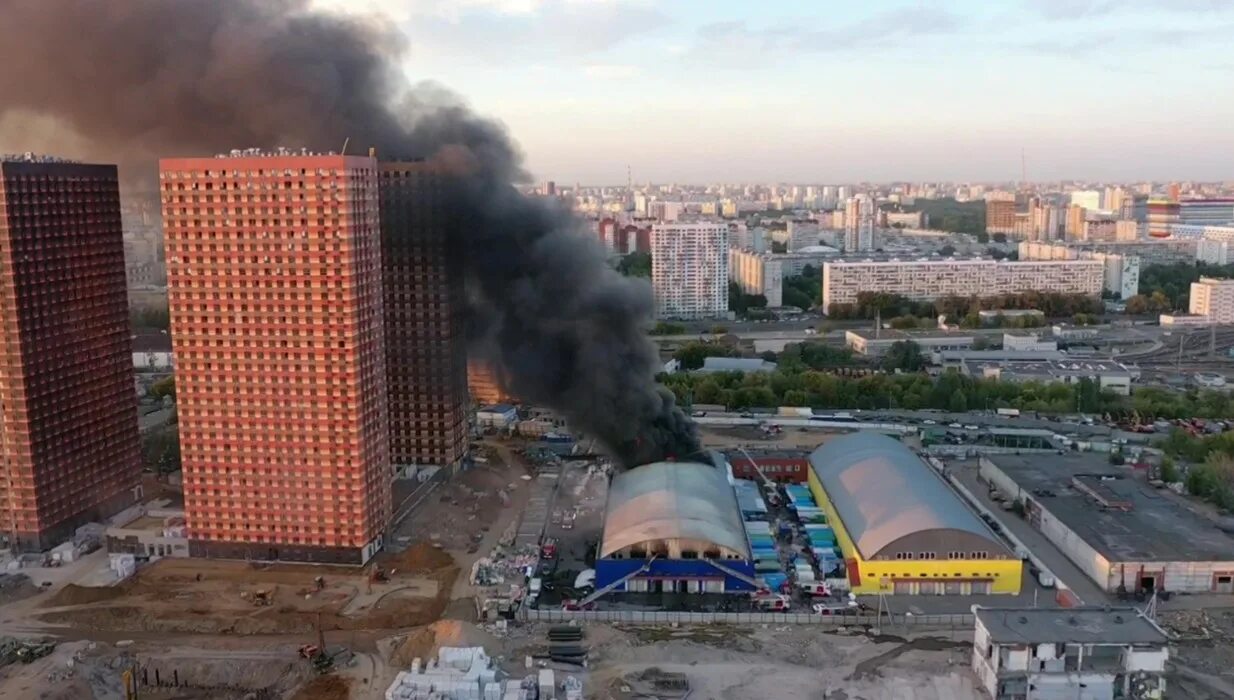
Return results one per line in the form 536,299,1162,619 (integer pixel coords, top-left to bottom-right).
521,607,974,628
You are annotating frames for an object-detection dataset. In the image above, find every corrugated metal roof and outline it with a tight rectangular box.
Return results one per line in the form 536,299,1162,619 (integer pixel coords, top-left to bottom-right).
808,433,1000,559
600,461,749,559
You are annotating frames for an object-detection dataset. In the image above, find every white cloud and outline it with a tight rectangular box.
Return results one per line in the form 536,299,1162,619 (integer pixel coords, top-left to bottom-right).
583,63,639,79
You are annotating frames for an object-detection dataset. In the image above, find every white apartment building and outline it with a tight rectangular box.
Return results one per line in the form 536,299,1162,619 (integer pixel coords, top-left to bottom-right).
1170,222,1234,243
728,248,783,307
1018,242,1141,299
843,194,875,252
652,222,729,320
821,258,1104,312
1115,219,1142,241
1069,190,1101,210
1197,239,1232,265
972,607,1168,700
1189,277,1234,324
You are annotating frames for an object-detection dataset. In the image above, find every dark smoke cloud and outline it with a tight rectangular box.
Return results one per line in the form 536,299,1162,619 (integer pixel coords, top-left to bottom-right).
0,0,697,467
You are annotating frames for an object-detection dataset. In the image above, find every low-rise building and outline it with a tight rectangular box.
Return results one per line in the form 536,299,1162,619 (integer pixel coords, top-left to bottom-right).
724,448,809,483
475,404,518,428
972,606,1168,700
105,506,189,560
845,329,976,357
695,357,777,373
978,309,1046,326
1002,332,1058,353
964,359,1134,395
980,452,1234,594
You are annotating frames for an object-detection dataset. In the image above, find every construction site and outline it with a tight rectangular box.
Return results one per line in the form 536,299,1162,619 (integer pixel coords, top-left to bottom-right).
3,432,1234,699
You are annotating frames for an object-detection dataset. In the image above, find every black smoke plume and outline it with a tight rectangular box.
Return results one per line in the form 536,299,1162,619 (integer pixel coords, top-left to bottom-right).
0,0,697,467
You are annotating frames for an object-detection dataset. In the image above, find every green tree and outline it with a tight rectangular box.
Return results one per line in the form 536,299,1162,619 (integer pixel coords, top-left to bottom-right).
130,306,171,331
673,341,736,371
1160,456,1180,483
650,321,686,335
616,251,651,278
882,341,926,372
949,389,969,412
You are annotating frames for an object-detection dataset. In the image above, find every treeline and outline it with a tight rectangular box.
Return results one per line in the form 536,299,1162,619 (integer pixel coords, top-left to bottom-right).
781,264,822,311
895,198,985,235
826,291,1102,321
1130,262,1234,313
662,340,1234,418
1159,429,1234,511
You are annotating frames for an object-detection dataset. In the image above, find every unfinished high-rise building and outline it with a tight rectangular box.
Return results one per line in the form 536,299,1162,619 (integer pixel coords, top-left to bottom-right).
378,162,469,474
0,155,141,550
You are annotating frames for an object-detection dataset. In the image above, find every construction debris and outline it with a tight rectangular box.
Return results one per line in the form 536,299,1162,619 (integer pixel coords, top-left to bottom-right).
0,637,56,666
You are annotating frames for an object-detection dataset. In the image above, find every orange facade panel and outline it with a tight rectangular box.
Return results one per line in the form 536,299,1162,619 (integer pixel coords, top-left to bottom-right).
161,154,390,564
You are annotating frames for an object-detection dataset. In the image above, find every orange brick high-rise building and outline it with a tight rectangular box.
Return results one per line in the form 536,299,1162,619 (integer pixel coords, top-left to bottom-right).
0,155,141,551
161,150,389,564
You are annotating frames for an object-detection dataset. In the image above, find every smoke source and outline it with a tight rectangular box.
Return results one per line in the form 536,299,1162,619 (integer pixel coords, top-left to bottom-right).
0,0,697,467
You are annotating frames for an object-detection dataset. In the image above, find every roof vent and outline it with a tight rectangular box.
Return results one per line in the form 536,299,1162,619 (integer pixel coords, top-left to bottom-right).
1068,616,1078,626
1114,615,1125,624
1018,616,1029,624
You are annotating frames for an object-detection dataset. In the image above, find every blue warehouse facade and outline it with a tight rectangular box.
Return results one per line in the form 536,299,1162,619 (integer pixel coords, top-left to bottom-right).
595,461,757,594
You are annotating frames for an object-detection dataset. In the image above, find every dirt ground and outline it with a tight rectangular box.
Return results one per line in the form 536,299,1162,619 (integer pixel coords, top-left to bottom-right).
34,543,457,636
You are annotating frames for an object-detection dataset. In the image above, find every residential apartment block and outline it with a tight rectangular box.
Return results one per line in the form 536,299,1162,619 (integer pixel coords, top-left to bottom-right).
821,258,1104,312
0,156,141,551
728,248,783,307
651,222,728,319
161,151,390,564
1018,241,1141,299
378,162,468,475
1190,277,1234,324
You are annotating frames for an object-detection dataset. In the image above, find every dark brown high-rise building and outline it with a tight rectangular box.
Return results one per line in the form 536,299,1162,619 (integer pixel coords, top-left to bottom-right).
378,162,468,474
0,155,140,551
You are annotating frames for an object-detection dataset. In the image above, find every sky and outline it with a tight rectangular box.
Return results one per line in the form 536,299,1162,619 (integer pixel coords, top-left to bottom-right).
313,0,1234,185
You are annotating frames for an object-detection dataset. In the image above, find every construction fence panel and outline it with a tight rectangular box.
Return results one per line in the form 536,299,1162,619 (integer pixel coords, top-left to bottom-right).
520,607,974,628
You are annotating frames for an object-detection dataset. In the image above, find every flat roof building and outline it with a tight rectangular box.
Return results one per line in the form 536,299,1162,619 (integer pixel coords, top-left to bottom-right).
845,328,976,357
972,607,1168,700
822,259,1103,314
652,222,728,320
980,452,1234,594
162,151,390,564
1189,277,1234,324
963,359,1135,395
807,433,1021,596
0,156,141,551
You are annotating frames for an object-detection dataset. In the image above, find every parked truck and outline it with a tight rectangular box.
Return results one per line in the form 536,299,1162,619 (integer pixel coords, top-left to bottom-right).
996,408,1020,418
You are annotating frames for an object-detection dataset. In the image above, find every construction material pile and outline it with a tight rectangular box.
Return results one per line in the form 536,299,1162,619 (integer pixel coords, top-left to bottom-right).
545,626,587,667
385,646,504,700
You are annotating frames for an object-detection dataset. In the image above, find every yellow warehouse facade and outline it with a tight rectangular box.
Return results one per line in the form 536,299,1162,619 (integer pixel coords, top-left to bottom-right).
807,434,1022,595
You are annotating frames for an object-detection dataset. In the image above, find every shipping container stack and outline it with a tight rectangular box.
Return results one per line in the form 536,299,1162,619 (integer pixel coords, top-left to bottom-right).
784,485,844,585
734,481,787,592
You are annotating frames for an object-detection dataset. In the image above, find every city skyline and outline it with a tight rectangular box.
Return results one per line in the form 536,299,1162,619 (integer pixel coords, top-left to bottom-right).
315,0,1234,184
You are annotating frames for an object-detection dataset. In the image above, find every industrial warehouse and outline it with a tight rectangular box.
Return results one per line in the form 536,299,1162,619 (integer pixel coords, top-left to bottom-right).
980,453,1234,596
808,434,1023,595
595,459,758,594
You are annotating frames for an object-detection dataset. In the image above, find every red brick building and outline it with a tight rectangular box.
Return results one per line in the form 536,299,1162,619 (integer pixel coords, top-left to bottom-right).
726,450,810,483
161,151,390,564
377,162,468,474
0,156,141,551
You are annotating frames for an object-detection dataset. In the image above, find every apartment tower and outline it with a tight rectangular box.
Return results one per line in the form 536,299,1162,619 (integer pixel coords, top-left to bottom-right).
377,162,468,474
0,155,140,550
161,151,389,564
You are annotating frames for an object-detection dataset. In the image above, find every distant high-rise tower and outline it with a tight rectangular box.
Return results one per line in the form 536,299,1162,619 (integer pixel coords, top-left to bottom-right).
0,155,141,550
378,162,469,475
844,195,875,252
162,152,390,564
651,223,729,319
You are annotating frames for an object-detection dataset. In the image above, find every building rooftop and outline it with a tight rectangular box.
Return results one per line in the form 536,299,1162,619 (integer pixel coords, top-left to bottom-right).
724,448,809,461
942,350,1066,363
967,359,1133,379
477,403,516,414
978,309,1045,318
600,460,749,559
696,357,777,373
1,152,80,164
975,607,1168,646
808,433,1006,560
847,328,974,341
984,453,1234,562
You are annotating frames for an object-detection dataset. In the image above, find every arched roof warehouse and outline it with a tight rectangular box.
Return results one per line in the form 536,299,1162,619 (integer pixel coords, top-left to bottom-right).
600,461,749,559
808,433,1005,560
